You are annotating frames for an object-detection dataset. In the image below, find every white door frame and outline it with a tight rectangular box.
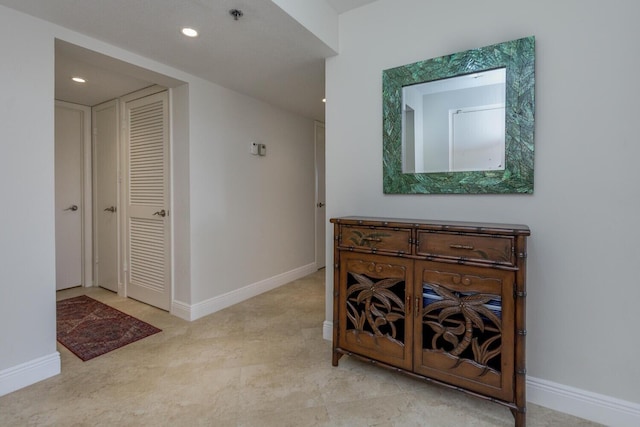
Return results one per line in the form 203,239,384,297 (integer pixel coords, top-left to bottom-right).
55,100,93,288
314,121,326,270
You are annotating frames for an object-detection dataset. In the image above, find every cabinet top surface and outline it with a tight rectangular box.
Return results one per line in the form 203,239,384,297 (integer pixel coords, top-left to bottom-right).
330,216,530,236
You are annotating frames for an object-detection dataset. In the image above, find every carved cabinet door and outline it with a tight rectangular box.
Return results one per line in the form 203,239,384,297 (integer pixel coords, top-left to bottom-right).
413,261,515,401
337,252,414,370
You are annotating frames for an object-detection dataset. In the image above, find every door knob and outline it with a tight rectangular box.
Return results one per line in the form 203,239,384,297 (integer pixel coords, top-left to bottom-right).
153,209,167,217
64,205,78,211
104,206,117,213
317,202,325,208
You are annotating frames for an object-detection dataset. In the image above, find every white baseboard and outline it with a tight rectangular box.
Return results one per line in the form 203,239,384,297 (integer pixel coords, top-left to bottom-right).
170,299,192,321
527,376,640,427
171,263,317,321
322,320,638,426
0,352,60,397
323,320,333,341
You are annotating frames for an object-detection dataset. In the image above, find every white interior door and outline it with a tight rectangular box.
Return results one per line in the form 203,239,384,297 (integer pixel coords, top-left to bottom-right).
315,122,326,269
124,91,171,310
451,105,505,172
55,102,89,290
93,100,119,293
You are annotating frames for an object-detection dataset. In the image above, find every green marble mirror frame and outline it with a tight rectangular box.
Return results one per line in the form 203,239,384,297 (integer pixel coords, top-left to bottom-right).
383,36,535,194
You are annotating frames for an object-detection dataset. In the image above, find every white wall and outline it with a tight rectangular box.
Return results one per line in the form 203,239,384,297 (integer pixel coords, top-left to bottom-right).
188,78,316,304
0,5,316,395
325,0,640,422
170,84,191,304
401,87,423,172
0,6,58,382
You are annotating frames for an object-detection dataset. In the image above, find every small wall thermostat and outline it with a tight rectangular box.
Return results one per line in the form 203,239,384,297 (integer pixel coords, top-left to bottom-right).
250,142,259,155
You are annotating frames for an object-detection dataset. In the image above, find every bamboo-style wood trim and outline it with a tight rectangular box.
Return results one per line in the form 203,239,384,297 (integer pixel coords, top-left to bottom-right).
332,222,342,367
331,216,530,236
513,234,528,426
332,246,521,271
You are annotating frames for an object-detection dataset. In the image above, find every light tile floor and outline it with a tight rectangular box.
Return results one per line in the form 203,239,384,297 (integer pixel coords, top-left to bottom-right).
1,270,601,426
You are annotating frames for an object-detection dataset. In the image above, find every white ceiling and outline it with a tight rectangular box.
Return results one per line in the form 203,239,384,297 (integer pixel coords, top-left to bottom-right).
0,0,378,121
325,0,377,14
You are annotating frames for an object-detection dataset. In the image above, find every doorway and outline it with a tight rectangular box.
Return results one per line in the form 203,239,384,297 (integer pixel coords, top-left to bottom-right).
54,39,185,312
54,101,92,290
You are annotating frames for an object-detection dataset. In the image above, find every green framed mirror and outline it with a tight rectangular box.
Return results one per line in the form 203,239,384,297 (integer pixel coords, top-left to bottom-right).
383,36,535,194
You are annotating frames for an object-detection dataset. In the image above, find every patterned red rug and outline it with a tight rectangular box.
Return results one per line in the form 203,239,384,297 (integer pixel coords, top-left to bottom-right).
56,295,161,361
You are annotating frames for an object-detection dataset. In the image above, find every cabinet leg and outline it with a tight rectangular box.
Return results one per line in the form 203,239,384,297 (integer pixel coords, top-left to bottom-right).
511,407,525,427
332,350,343,366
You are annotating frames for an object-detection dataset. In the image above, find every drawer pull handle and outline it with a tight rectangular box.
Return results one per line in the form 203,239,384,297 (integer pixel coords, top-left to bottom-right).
362,237,383,242
450,244,474,250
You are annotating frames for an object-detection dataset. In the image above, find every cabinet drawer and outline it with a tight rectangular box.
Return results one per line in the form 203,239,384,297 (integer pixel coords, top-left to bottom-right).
339,226,411,254
417,232,514,265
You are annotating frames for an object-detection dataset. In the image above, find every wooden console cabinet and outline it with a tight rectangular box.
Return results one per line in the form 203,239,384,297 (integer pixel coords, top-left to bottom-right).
330,217,530,426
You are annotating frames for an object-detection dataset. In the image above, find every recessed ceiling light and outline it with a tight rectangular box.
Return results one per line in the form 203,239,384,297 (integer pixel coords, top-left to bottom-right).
181,27,198,37
71,77,86,83
322,98,326,103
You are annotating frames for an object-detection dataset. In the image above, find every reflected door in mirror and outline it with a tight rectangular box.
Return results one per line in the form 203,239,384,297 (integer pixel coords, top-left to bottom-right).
402,68,506,173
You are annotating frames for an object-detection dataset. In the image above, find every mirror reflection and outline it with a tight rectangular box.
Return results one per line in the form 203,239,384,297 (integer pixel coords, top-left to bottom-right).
402,68,506,173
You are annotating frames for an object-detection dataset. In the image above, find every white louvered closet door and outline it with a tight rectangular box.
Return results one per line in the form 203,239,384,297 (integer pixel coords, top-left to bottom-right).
124,91,171,311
